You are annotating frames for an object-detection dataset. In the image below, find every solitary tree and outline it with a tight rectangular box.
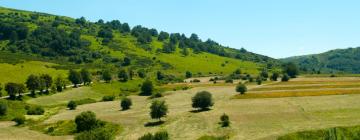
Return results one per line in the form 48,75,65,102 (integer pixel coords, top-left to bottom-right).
137,69,146,78
140,80,154,96
120,97,132,110
220,113,230,127
260,70,269,79
150,100,168,121
5,83,19,100
236,83,247,95
192,91,214,111
185,71,192,78
26,74,40,96
283,62,299,78
40,74,52,93
270,72,279,81
69,70,82,87
80,69,92,85
156,71,165,80
102,70,112,83
75,111,98,132
256,77,262,85
181,47,189,56
117,69,128,82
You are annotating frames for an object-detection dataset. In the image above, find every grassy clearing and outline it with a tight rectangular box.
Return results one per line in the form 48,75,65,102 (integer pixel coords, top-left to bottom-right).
30,120,76,136
0,61,67,84
26,87,101,106
44,82,360,140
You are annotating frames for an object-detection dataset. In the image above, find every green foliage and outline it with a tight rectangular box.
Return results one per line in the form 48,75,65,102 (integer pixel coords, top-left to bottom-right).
0,101,7,116
120,97,132,110
69,69,82,87
26,74,40,95
271,72,279,81
74,122,120,140
236,84,247,94
118,69,128,82
140,80,154,96
150,92,163,99
220,113,230,127
281,74,290,82
283,62,299,78
0,100,26,121
102,95,115,101
256,77,262,85
40,74,53,92
13,115,25,125
5,82,25,100
138,131,169,140
74,98,97,105
282,47,360,74
192,91,214,110
80,69,92,85
150,100,168,121
26,105,45,115
277,125,360,140
75,111,99,132
102,70,112,83
185,71,192,78
55,76,66,92
67,100,77,110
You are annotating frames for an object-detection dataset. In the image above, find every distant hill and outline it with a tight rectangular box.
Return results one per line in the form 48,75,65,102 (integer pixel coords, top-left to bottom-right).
282,47,360,74
0,7,279,83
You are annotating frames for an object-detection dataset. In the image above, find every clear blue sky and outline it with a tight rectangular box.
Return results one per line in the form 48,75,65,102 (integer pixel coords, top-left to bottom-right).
1,0,360,58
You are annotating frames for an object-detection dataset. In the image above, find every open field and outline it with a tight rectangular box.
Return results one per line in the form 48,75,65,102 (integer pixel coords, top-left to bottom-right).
41,77,360,140
0,61,67,84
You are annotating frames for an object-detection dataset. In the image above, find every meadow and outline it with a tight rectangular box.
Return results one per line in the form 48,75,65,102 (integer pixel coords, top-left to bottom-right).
2,76,360,139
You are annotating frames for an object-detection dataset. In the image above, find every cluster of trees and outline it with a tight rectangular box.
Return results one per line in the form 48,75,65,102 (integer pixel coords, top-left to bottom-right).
26,74,54,96
68,69,92,87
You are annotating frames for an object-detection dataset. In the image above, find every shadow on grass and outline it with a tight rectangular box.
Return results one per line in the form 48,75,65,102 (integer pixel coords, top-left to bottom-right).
189,108,212,113
144,121,164,127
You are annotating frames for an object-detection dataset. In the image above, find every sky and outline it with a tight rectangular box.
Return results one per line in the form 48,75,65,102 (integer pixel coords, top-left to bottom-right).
1,0,360,58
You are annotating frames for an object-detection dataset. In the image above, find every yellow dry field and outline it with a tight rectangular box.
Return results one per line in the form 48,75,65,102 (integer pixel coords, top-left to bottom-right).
43,77,360,140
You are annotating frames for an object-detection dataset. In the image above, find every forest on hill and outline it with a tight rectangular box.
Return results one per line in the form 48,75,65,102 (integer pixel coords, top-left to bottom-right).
282,47,360,74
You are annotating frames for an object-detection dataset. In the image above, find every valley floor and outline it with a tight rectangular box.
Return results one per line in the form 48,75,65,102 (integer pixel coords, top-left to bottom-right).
3,77,360,140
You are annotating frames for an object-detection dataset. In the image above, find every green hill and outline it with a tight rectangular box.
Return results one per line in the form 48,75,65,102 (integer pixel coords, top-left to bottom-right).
282,47,360,74
0,7,278,84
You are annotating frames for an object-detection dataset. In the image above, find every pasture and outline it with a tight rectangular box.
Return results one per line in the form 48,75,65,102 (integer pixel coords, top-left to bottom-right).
3,76,360,140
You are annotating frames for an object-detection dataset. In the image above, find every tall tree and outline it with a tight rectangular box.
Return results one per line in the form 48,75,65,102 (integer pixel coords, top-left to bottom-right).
68,70,82,87
80,69,92,85
26,74,40,96
283,62,299,78
40,74,52,93
55,76,66,92
150,100,168,121
102,70,112,83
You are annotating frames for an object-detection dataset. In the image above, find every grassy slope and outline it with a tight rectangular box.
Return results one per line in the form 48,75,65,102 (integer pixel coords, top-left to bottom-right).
0,61,67,84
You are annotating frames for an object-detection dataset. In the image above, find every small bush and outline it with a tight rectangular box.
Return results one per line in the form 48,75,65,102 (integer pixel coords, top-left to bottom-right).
67,101,77,110
27,106,45,115
75,128,115,140
150,92,163,99
192,79,201,83
236,84,247,95
13,116,25,125
120,97,132,110
138,131,169,140
102,95,115,101
225,79,233,83
281,74,290,82
0,102,7,116
220,113,230,127
74,98,97,105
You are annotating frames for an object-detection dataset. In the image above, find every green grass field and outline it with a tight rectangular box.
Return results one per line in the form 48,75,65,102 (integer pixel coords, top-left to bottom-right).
0,61,67,84
1,77,360,139
38,77,360,140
